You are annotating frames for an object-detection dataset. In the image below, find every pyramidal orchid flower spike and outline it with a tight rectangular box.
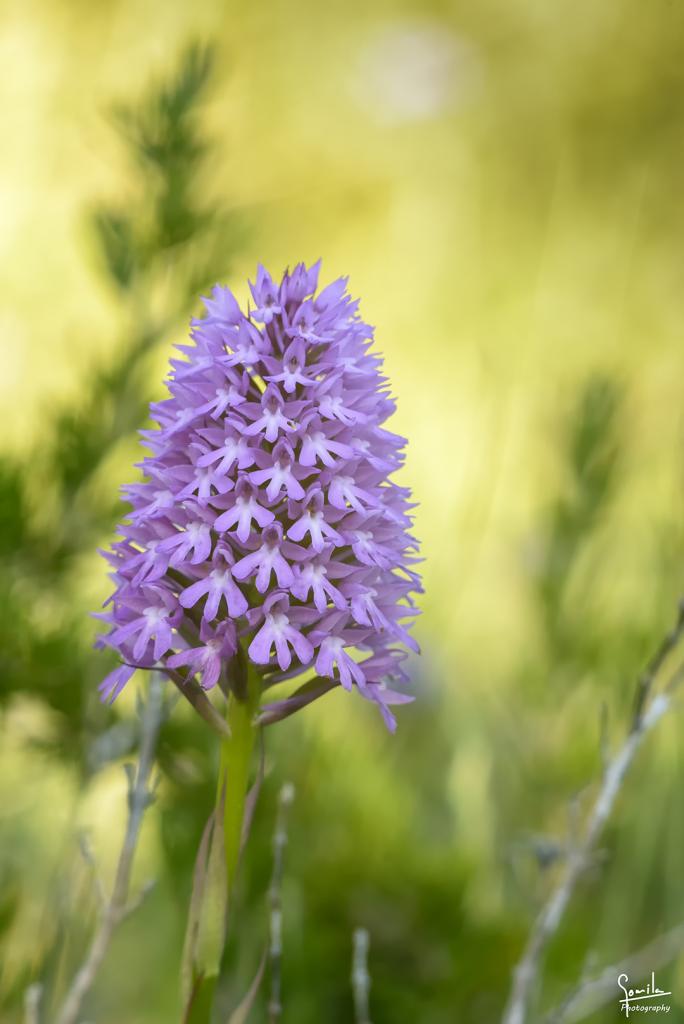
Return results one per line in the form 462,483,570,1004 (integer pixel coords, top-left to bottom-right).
96,262,422,731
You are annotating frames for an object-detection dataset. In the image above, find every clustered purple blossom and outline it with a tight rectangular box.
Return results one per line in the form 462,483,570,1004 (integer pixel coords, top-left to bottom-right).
96,262,421,730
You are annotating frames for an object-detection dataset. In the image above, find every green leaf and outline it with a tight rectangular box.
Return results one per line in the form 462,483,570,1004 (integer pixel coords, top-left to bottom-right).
181,800,228,1023
181,810,214,1009
0,457,27,557
226,947,267,1024
91,207,138,290
196,791,228,977
182,973,217,1024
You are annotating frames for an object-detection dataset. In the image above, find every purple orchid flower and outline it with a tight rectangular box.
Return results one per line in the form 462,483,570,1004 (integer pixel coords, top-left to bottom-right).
95,261,421,730
213,477,275,543
231,524,298,594
249,439,307,502
167,620,237,690
248,594,315,671
179,546,249,620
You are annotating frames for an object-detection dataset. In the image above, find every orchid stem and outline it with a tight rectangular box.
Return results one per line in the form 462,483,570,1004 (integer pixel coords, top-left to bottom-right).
218,660,261,891
183,660,261,1024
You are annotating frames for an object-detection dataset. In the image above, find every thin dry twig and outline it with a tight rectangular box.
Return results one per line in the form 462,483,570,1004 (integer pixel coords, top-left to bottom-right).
502,605,684,1024
632,600,684,728
351,928,372,1024
544,921,684,1023
226,947,268,1024
598,702,610,778
23,983,42,1024
54,674,164,1024
268,782,295,1024
78,833,108,913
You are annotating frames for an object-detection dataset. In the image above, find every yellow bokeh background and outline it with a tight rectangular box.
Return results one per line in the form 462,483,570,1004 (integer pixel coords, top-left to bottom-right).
2,1,684,1020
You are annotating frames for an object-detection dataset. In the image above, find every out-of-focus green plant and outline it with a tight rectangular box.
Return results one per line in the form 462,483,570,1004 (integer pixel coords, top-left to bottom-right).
0,43,248,1017
0,42,243,757
493,377,684,1021
533,377,622,661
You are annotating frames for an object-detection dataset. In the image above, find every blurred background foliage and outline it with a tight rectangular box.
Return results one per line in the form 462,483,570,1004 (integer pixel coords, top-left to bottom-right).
1,1,684,1021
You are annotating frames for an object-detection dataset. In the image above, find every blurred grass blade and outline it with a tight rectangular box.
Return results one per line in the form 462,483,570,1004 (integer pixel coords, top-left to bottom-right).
181,797,228,1023
226,947,267,1024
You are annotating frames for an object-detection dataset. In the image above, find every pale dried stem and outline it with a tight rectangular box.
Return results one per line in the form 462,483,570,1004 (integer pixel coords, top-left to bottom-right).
268,782,295,1024
501,604,684,1024
351,928,372,1024
544,921,684,1023
54,674,164,1024
23,983,42,1024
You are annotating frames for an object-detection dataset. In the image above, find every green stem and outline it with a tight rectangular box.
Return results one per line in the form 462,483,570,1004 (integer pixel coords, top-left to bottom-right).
217,659,261,893
183,976,217,1024
182,660,261,1024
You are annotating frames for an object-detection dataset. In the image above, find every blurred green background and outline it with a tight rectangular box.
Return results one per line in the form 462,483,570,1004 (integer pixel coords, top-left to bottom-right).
2,1,684,1021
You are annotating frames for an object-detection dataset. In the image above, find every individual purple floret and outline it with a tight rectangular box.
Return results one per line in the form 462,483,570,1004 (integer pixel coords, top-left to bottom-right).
96,261,422,730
